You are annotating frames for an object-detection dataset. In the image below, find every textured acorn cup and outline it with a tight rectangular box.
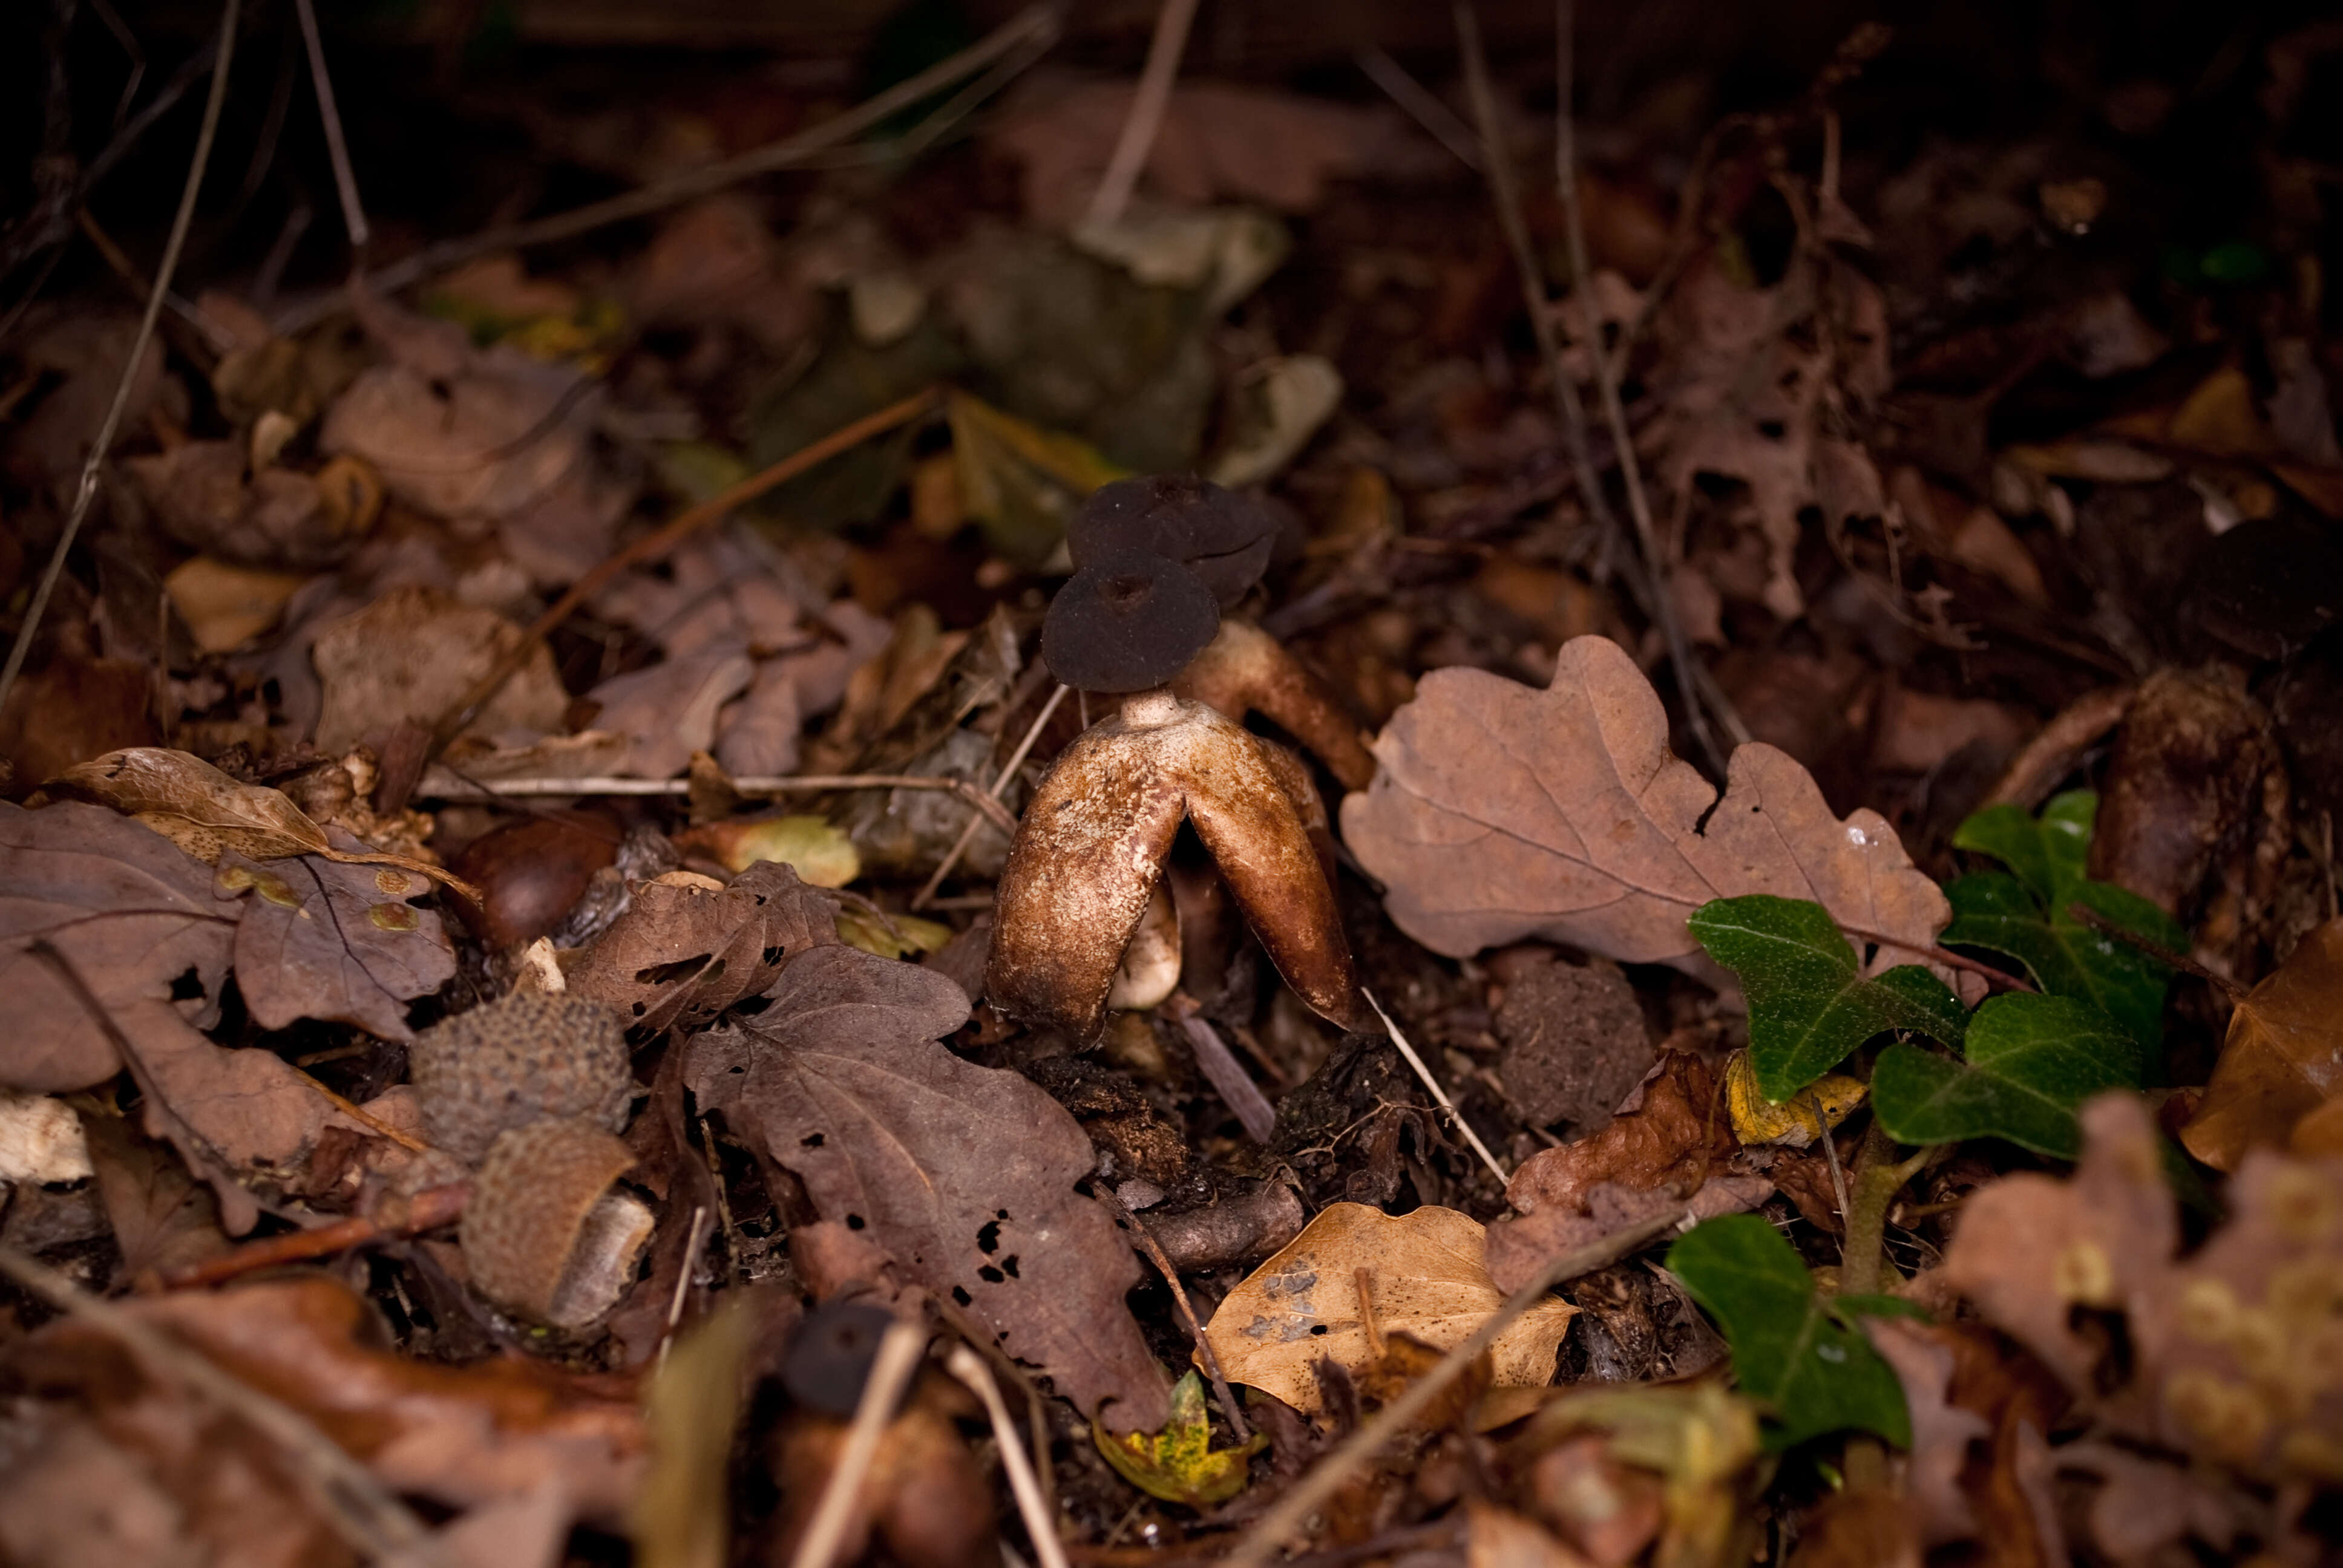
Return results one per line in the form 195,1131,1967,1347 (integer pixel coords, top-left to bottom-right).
986,691,1368,1037
408,990,632,1163
1041,548,1222,693
1067,474,1278,608
459,1117,645,1325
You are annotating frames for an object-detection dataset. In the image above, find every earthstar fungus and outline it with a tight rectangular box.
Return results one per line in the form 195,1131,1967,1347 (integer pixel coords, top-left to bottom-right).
987,690,1368,1037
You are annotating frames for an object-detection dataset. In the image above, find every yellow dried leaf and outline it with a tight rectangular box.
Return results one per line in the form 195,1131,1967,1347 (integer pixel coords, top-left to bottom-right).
1723,1050,1867,1149
1202,1203,1577,1416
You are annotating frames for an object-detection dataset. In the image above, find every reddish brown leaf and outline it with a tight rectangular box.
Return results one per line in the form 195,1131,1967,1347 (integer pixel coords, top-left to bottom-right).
567,860,837,1035
216,840,454,1041
2181,918,2343,1171
1341,636,1948,975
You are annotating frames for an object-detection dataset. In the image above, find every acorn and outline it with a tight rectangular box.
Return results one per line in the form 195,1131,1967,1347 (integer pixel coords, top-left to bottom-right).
459,1117,650,1327
408,990,632,1163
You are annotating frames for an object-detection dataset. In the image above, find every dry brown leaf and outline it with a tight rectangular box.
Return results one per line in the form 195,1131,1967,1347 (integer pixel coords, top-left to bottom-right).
47,747,471,898
1863,1318,1990,1547
309,584,570,757
582,648,756,780
2181,919,2343,1170
82,1112,231,1282
1340,636,1948,974
1946,1093,2343,1481
5,1275,644,1525
1202,1203,1578,1417
1467,1501,1595,1567
683,943,1170,1434
163,556,309,654
1505,1054,1728,1218
215,841,455,1042
320,350,594,524
566,860,837,1036
125,440,362,569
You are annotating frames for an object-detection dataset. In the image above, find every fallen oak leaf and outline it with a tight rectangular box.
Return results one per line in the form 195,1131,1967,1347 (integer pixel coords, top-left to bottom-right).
215,838,454,1042
48,748,476,900
683,943,1171,1433
2180,918,2343,1171
1201,1202,1579,1417
1341,636,1948,977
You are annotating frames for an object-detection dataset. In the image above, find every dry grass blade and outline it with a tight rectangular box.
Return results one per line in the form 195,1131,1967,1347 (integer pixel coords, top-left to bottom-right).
0,1241,449,1566
1085,0,1203,228
0,0,241,717
1222,1207,1688,1568
787,1319,929,1568
946,1345,1073,1568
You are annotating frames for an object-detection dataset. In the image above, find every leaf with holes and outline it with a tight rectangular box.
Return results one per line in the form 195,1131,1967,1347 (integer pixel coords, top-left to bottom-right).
1942,792,2187,1050
1668,1213,1910,1448
567,861,838,1035
1689,895,1967,1101
683,943,1170,1432
1873,993,2141,1159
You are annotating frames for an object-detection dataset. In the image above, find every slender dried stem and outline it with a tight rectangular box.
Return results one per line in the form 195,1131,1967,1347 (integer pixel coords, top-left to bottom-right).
913,682,1068,909
158,1184,471,1290
1363,987,1509,1188
272,7,1060,333
1096,1188,1250,1441
0,0,240,717
788,1319,928,1568
946,1345,1073,1568
417,771,1017,836
1086,0,1202,227
292,0,367,250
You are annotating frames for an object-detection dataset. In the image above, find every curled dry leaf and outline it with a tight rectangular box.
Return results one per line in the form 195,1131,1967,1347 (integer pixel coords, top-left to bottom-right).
1862,1318,1990,1547
683,943,1171,1433
1342,637,1947,976
566,860,839,1036
2181,918,2343,1171
215,841,454,1042
1201,1202,1579,1417
48,747,474,899
1945,1093,2343,1482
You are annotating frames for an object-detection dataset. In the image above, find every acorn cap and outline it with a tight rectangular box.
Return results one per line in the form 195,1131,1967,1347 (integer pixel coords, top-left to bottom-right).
782,1299,901,1417
1040,549,1221,694
459,1117,645,1325
1067,475,1277,608
408,990,632,1164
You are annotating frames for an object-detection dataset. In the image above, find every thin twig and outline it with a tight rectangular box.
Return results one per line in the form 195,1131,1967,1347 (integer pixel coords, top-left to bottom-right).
913,682,1068,909
158,1184,471,1290
655,1204,712,1371
1096,1188,1250,1441
2065,901,2246,1001
0,0,240,717
1362,987,1509,1188
947,1345,1073,1568
1085,0,1202,228
1353,47,1481,169
272,7,1060,333
1223,1207,1688,1568
428,387,942,758
788,1319,928,1568
292,0,367,250
1165,993,1278,1143
0,1241,448,1566
1837,921,2037,993
416,769,1017,836
1553,0,1719,772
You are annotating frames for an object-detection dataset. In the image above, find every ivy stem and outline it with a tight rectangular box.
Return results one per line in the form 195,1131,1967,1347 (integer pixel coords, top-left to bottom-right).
1838,1119,1935,1298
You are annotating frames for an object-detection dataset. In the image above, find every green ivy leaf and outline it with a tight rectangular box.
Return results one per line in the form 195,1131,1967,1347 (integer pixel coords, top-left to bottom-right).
1666,1214,1910,1449
1871,993,2142,1158
1942,792,2188,1050
1092,1371,1264,1507
1689,895,1967,1102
